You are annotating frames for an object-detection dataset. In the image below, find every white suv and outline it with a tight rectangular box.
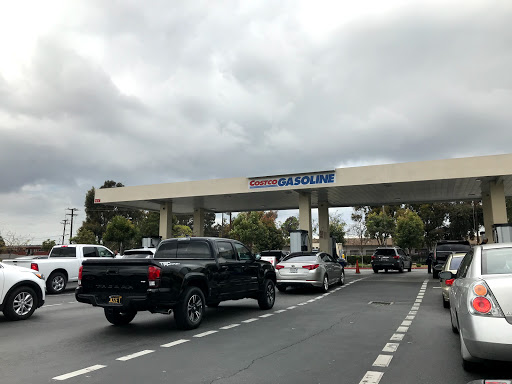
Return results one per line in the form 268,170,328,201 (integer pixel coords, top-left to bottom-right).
0,262,46,320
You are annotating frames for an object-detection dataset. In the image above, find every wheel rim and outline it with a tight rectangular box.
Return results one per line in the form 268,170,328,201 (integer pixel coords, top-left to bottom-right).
324,277,328,291
187,294,203,323
266,283,275,304
52,275,65,291
13,291,34,316
340,271,345,284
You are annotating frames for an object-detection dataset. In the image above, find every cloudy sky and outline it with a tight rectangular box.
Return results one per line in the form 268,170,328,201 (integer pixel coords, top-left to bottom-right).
1,0,511,244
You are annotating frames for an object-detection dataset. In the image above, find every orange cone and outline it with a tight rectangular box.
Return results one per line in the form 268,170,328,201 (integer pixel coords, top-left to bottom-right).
356,259,361,274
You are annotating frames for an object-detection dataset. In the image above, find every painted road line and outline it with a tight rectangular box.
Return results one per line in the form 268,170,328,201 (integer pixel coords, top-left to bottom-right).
307,299,316,303
358,371,384,384
161,339,189,347
415,299,422,303
298,302,308,306
287,306,297,309
116,350,154,361
274,309,287,313
43,304,63,308
219,324,240,330
390,333,405,341
242,318,258,323
382,343,399,353
193,330,218,338
397,326,409,333
409,311,417,315
433,287,441,289
259,314,273,318
315,296,323,300
53,365,107,381
68,302,78,304
412,305,420,310
401,320,412,326
373,354,393,367
406,315,415,320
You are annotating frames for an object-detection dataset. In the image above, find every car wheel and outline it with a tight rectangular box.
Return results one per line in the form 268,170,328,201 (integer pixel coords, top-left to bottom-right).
398,264,404,273
174,286,205,330
321,275,329,293
442,296,450,309
104,308,137,325
408,263,412,272
373,268,378,273
207,301,220,308
384,268,388,273
276,284,287,293
46,272,67,294
258,279,276,310
338,270,345,286
3,286,38,321
432,270,439,279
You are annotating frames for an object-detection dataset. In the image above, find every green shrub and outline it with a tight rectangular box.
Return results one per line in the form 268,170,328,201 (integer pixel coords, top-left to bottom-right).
416,263,422,267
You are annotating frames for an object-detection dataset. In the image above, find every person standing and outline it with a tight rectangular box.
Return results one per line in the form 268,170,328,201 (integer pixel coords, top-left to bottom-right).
426,252,433,274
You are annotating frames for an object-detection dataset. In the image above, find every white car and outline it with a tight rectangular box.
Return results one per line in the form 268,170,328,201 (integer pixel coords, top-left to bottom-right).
0,262,46,320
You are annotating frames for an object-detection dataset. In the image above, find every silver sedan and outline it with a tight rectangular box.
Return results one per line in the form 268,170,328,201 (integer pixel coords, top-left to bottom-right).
443,243,512,371
275,252,344,293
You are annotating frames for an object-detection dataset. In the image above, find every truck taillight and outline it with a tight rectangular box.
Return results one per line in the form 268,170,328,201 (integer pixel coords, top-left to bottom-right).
78,266,83,286
31,263,39,271
148,266,161,288
393,256,400,259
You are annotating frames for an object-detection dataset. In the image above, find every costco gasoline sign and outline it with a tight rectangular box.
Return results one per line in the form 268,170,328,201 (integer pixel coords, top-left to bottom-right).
249,172,336,190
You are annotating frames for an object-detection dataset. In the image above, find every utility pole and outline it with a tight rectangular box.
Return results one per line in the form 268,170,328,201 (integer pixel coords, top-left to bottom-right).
60,218,69,245
66,208,78,244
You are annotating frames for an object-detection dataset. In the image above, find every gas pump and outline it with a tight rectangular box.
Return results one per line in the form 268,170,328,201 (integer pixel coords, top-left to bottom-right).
290,230,309,253
492,224,512,243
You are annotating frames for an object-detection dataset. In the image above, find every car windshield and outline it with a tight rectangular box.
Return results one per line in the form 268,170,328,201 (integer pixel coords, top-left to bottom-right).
481,248,512,275
282,255,317,263
374,249,396,256
449,257,464,270
436,244,471,252
260,251,282,257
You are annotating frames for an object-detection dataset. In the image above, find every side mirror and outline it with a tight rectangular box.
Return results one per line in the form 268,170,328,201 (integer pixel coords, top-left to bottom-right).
255,254,261,260
439,271,454,279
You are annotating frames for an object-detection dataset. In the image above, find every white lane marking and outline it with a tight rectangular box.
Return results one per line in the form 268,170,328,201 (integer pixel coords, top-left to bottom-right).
220,324,240,330
373,354,393,367
193,330,218,338
401,320,412,326
382,343,399,353
359,371,384,384
298,302,308,306
68,302,78,304
307,299,316,303
43,304,63,308
53,365,107,380
390,333,404,341
259,314,273,318
433,287,441,289
409,311,417,316
415,299,422,303
315,296,323,300
411,306,420,310
274,310,286,313
242,318,258,323
406,315,415,320
161,339,189,347
116,350,154,361
287,306,297,309
396,326,409,333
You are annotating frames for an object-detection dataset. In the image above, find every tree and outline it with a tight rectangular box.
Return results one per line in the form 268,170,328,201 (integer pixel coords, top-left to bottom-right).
366,211,395,246
174,225,193,237
444,202,480,240
71,227,97,245
411,203,447,250
2,231,32,256
103,216,137,254
394,210,425,254
229,211,284,253
350,208,369,256
329,213,346,244
280,216,299,244
0,234,5,254
42,239,56,252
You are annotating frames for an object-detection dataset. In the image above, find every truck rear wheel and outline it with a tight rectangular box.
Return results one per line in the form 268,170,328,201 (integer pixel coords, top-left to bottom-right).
174,286,205,330
47,272,67,294
258,279,275,310
104,308,137,325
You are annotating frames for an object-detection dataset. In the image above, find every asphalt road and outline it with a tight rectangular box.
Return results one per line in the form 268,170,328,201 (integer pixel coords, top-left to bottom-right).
1,270,510,384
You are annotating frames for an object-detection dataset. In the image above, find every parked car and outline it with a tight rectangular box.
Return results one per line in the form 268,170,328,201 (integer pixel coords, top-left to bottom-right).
442,243,512,371
3,244,115,294
76,237,276,330
258,250,288,266
371,247,412,273
0,262,46,321
275,251,344,292
121,248,156,259
439,252,466,308
433,240,471,278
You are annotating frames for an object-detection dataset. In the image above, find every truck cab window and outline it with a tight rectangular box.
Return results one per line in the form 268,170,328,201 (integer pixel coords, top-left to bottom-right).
83,247,98,258
234,243,252,261
217,241,236,260
177,241,212,259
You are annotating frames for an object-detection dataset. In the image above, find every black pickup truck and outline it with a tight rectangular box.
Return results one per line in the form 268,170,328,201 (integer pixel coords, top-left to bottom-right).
76,237,276,330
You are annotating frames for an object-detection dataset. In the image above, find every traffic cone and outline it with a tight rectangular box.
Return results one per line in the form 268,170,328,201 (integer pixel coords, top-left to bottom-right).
356,259,361,274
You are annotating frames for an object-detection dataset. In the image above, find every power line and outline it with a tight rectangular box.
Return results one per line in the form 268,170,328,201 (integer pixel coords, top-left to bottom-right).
66,208,79,243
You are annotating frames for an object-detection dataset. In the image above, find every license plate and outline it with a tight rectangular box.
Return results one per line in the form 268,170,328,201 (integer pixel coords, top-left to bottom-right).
290,268,298,273
109,295,122,304
382,257,389,260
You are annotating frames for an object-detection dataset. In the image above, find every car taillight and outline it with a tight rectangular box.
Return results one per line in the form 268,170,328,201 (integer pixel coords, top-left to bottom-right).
148,265,161,288
393,256,400,259
275,265,284,270
31,263,39,271
467,281,503,317
371,256,376,260
445,278,454,286
302,264,320,270
78,266,83,286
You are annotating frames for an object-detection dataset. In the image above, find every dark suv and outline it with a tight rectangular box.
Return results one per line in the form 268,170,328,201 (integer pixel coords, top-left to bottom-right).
432,240,471,278
371,247,412,273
